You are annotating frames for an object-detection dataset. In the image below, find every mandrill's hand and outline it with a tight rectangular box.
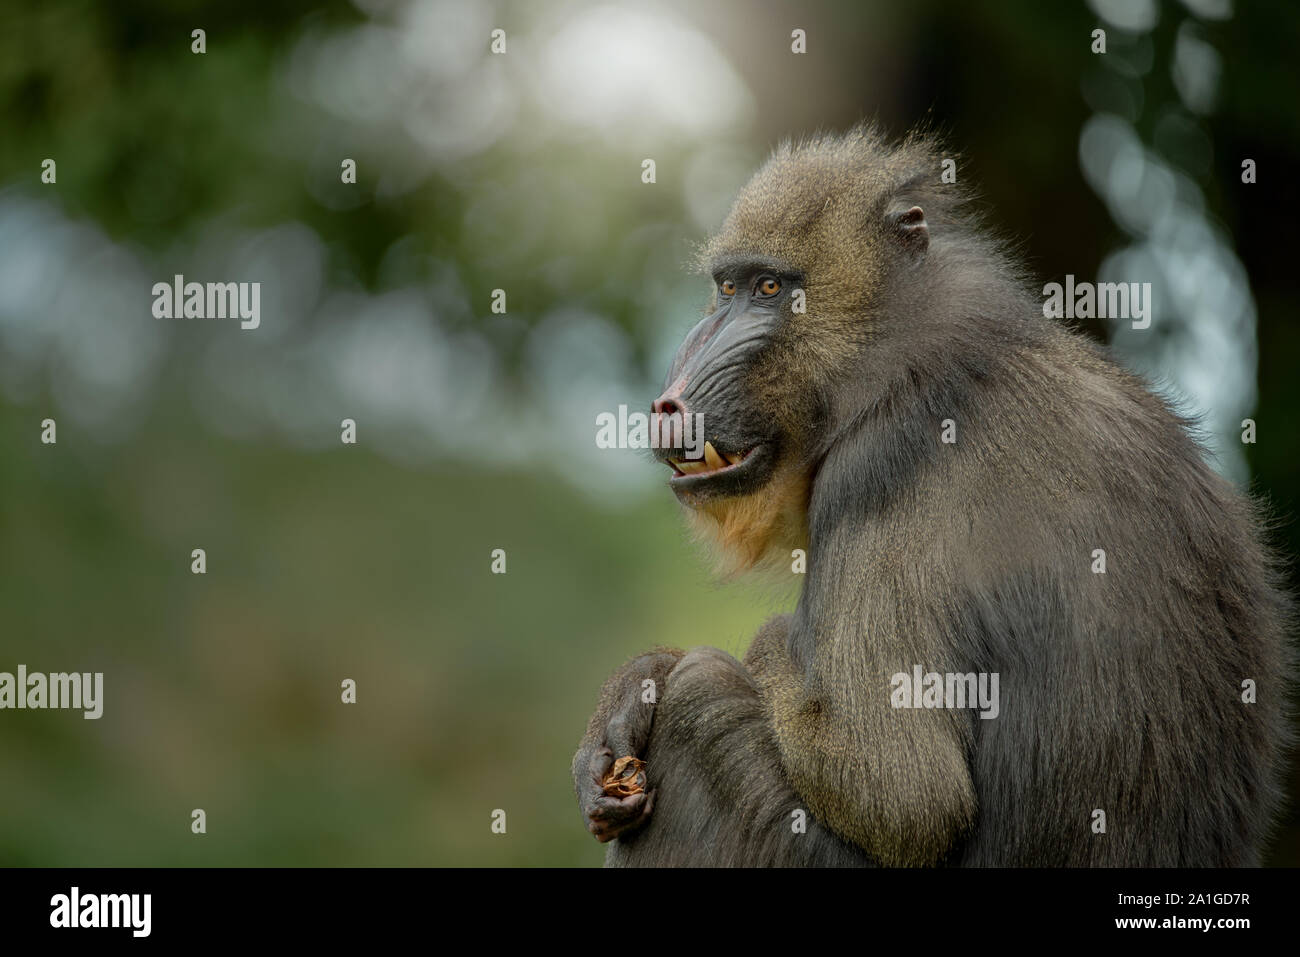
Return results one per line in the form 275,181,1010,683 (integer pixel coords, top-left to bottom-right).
578,746,655,843
573,649,683,843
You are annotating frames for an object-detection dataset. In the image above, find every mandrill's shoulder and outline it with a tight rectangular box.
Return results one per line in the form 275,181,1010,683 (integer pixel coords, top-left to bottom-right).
809,325,1217,574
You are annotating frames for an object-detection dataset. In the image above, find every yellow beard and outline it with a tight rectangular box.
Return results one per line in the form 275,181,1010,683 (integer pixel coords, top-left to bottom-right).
683,466,811,577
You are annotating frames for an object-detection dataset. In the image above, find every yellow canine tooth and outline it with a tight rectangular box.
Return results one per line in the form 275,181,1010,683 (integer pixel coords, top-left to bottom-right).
678,460,707,474
704,441,725,470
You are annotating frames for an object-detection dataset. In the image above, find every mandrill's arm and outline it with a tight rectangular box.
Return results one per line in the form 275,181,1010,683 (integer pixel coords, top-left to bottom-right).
572,649,684,842
748,524,979,867
574,632,874,866
572,582,975,865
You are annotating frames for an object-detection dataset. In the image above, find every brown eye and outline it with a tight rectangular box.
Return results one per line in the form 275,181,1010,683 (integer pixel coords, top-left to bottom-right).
759,278,781,296
720,280,736,296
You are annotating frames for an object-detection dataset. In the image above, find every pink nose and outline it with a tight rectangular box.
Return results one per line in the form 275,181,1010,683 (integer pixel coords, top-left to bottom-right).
652,393,686,417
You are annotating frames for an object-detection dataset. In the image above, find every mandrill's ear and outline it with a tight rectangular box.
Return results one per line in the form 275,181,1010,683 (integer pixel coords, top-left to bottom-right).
885,204,928,261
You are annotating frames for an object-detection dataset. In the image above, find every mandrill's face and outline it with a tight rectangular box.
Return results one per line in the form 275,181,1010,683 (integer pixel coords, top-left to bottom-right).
647,142,920,573
651,255,804,505
649,251,832,574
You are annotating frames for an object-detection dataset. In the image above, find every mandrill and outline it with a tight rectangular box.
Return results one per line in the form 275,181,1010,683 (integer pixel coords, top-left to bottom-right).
572,126,1291,867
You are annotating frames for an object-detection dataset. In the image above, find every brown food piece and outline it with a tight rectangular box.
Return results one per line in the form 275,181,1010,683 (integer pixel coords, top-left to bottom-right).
601,756,647,797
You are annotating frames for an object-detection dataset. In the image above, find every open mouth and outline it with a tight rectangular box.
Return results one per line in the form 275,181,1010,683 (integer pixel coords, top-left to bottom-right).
667,441,745,476
666,441,761,489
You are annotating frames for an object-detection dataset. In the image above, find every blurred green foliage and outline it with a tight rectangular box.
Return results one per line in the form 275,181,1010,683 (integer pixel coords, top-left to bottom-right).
0,400,785,865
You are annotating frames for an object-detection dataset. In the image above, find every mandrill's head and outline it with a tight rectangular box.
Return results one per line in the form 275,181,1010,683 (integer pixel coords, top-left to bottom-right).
650,125,987,574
